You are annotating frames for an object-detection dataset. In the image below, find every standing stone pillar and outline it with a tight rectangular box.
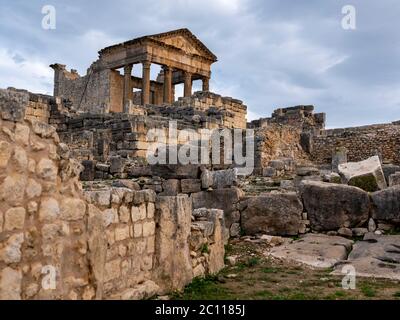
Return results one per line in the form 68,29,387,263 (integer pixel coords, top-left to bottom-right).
183,71,192,98
163,65,172,104
141,61,151,105
202,77,210,92
123,64,133,111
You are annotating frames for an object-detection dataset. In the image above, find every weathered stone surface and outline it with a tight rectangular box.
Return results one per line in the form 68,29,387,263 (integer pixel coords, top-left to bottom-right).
60,198,86,221
15,123,30,146
332,233,400,280
371,186,400,223
240,193,303,236
0,233,24,263
0,88,28,122
36,158,58,182
80,160,96,181
300,181,370,231
201,169,238,189
338,156,387,191
382,164,400,183
160,179,181,196
181,179,201,193
4,207,25,231
0,174,27,206
0,267,22,300
296,166,320,177
268,233,353,268
39,197,60,221
119,280,159,300
26,178,42,199
0,141,12,168
388,172,400,187
191,187,242,230
154,195,193,292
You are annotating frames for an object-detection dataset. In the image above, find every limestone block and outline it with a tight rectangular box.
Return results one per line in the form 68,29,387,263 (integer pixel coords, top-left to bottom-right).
119,280,159,300
119,205,130,223
240,193,303,236
102,208,117,227
60,198,86,221
139,203,147,220
39,197,60,222
133,223,142,238
4,207,26,231
15,123,30,146
300,181,370,231
142,221,155,237
0,141,12,168
338,156,387,191
0,174,27,206
0,267,22,300
160,179,181,196
146,236,155,254
154,195,193,291
104,259,121,282
26,178,42,199
389,172,400,187
0,233,24,263
131,206,140,222
371,186,400,223
269,234,353,269
115,226,130,241
332,233,400,280
36,158,58,182
181,179,202,193
147,202,155,219
0,209,3,232
85,190,111,207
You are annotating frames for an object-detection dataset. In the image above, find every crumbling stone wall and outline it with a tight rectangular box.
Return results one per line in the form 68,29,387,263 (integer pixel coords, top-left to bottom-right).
0,90,226,300
173,91,247,129
311,123,400,165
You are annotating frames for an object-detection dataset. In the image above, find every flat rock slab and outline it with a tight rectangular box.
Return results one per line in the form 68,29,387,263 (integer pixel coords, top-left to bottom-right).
332,233,400,280
267,234,353,269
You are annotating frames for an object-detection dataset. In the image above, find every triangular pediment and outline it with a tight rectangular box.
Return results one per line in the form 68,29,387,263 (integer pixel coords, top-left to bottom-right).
149,29,217,61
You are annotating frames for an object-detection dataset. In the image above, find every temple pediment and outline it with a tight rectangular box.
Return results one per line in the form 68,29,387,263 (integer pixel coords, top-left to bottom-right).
149,29,217,61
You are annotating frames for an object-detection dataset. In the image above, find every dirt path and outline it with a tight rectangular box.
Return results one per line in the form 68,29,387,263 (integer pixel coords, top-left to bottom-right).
172,240,400,300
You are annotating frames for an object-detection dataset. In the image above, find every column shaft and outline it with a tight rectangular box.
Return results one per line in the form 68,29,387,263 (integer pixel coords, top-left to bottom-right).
141,61,151,105
202,77,210,92
163,65,172,104
183,71,192,98
123,64,133,111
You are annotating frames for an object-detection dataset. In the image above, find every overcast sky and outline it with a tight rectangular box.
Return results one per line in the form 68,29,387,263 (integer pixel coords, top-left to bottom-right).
0,0,399,127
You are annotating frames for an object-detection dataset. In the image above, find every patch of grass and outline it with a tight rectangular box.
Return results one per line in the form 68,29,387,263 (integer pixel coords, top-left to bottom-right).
261,267,279,274
393,291,400,298
385,226,400,235
201,243,210,254
360,285,377,298
255,290,273,298
224,244,233,256
171,275,232,300
247,257,261,267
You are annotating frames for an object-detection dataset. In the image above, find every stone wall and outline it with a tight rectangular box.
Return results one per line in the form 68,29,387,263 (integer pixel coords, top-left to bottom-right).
311,122,400,165
0,90,226,300
173,91,247,129
248,105,325,133
51,63,111,114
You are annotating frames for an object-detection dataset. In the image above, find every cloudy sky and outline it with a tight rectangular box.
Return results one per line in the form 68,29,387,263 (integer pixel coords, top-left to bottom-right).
0,0,399,127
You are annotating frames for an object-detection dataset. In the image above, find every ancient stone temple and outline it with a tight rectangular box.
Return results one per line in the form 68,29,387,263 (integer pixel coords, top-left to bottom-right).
50,29,218,113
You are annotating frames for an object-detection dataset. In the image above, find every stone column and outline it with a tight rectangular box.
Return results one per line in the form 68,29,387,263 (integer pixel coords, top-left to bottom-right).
123,64,133,111
141,61,151,105
162,65,172,104
183,71,192,98
202,77,210,92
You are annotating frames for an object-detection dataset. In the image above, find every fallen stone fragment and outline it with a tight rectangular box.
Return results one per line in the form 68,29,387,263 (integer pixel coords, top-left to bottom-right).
267,233,353,269
338,156,387,191
332,233,400,280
